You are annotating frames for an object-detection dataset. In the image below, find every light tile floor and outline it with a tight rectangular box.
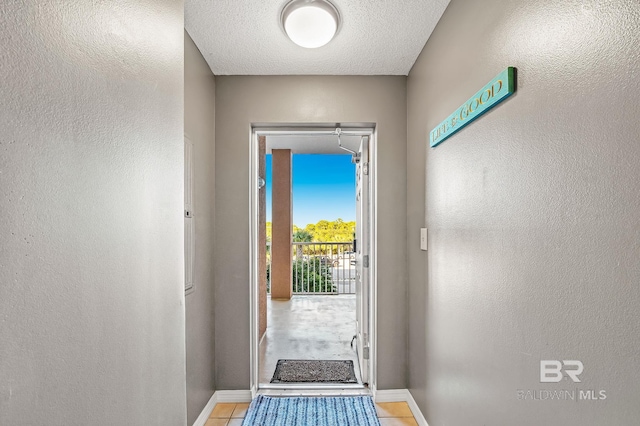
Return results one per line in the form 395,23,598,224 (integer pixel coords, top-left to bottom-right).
205,401,417,425
205,403,248,426
375,402,419,425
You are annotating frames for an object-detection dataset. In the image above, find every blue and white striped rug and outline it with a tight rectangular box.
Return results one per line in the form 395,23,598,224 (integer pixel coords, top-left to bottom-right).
241,395,381,426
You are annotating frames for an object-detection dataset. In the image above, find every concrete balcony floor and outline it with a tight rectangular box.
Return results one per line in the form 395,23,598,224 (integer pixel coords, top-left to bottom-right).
259,295,362,386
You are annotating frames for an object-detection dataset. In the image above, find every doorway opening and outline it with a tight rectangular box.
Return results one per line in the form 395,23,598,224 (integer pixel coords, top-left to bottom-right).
249,126,377,396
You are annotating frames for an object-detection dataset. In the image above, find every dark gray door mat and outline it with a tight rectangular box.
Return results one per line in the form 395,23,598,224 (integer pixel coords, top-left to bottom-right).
270,359,358,383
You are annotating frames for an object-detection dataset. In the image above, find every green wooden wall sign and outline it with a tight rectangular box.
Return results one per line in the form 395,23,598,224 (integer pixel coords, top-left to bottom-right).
430,67,515,148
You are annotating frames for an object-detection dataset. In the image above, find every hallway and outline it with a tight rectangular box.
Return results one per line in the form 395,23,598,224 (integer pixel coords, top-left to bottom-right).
3,0,640,425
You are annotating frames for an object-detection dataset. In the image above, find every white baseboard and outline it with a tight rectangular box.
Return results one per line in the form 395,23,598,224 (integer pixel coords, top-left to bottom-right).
215,390,253,403
375,389,429,426
192,392,217,426
192,390,253,426
374,389,409,403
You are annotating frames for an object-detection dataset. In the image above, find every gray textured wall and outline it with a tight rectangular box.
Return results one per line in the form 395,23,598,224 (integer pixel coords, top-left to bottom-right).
407,0,640,424
185,31,216,425
0,2,186,425
214,76,407,390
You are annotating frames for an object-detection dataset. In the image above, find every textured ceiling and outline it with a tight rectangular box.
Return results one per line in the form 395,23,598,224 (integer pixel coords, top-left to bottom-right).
185,0,451,75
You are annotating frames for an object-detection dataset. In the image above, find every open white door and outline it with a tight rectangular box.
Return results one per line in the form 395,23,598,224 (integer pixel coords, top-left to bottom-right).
355,135,370,385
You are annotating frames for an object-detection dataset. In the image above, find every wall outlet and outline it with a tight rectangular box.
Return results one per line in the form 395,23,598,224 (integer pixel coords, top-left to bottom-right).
420,228,428,251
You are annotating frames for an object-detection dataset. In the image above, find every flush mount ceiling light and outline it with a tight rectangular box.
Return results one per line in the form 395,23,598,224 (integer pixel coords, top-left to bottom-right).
281,0,340,48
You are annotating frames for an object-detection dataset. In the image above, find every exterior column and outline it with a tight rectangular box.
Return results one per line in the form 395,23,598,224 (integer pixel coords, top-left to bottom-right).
271,149,292,300
258,136,267,338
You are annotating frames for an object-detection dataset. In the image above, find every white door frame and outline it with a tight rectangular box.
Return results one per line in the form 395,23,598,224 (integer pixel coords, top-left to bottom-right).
355,135,371,386
248,125,378,396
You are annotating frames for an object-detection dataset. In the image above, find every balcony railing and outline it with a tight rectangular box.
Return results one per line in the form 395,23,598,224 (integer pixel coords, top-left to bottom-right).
267,242,356,295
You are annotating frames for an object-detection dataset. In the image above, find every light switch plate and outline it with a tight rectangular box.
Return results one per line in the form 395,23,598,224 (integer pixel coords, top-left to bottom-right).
420,228,428,251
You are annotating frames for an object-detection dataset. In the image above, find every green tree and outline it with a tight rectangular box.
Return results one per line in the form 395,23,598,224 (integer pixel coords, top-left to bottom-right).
293,229,313,242
293,229,313,260
266,222,272,242
299,218,355,242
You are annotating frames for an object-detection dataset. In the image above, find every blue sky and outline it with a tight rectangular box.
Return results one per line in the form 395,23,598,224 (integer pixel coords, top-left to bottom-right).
266,154,356,227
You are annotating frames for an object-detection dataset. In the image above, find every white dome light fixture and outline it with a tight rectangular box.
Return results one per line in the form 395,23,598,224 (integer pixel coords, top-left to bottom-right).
281,0,340,49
